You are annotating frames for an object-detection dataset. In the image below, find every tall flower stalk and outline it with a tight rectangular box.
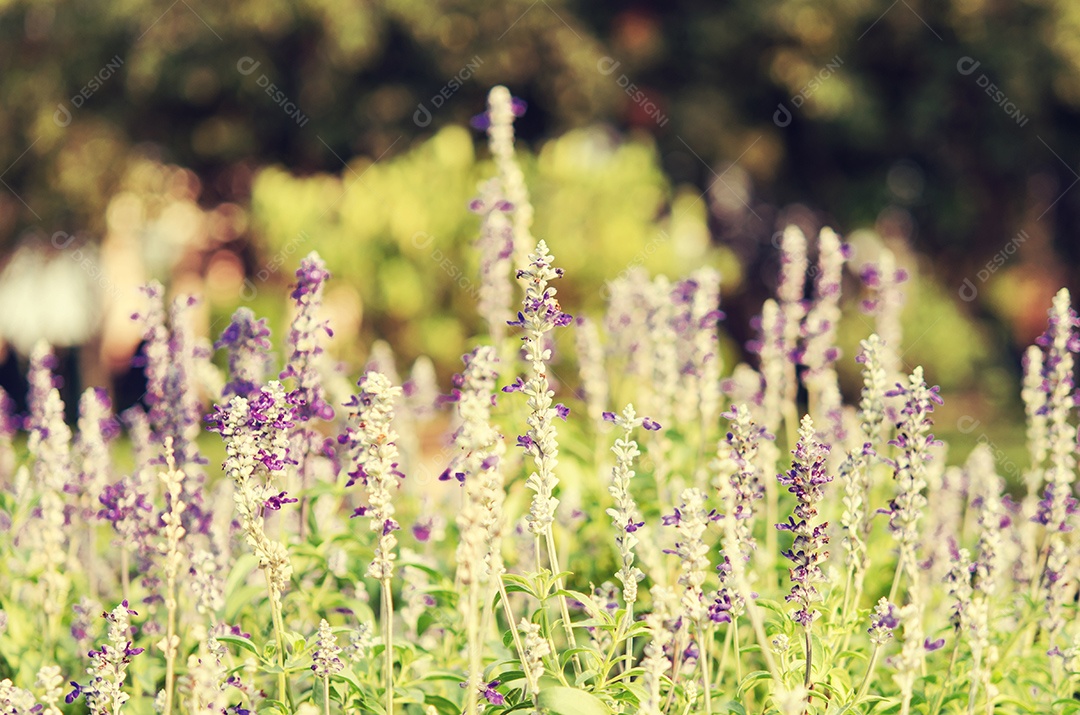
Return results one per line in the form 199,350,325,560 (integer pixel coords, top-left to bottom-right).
504,239,578,660
839,335,887,621
446,347,514,712
344,371,404,715
280,253,334,537
604,405,651,669
484,85,533,269
1030,289,1078,653
208,381,297,703
777,414,832,692
884,366,943,604
68,601,145,715
26,341,72,649
156,440,186,715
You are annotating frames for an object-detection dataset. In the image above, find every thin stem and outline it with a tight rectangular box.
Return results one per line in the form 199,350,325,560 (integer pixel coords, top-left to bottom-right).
803,626,813,690
323,676,331,715
465,584,480,715
701,625,714,714
162,575,177,715
381,578,394,715
853,644,881,703
733,619,743,683
928,640,959,715
265,570,288,704
718,622,733,678
624,602,635,674
120,548,131,606
497,580,535,694
545,528,582,676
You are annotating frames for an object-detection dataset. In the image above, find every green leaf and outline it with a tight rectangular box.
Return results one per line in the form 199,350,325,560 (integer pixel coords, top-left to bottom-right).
537,686,612,715
216,634,262,660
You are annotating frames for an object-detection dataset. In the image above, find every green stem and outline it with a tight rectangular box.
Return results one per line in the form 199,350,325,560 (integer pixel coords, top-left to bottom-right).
733,619,743,683
323,676,331,715
465,584,480,715
853,644,881,703
545,527,582,677
264,570,288,704
701,625,714,714
497,579,535,694
927,639,959,715
381,578,394,715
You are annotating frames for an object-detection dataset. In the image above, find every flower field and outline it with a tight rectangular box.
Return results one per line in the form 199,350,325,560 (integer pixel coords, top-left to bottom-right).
1,87,1078,715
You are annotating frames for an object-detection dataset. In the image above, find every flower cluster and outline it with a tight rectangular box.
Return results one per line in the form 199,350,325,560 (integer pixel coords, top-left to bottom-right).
884,366,943,589
68,601,144,714
776,415,832,627
448,346,506,588
216,307,273,399
207,381,297,601
604,405,648,607
344,371,404,581
312,619,344,679
506,240,572,536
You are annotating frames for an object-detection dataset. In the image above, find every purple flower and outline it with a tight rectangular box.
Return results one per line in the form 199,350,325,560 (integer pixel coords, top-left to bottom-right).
264,491,298,511
216,308,273,399
502,376,526,394
554,403,570,420
642,417,662,431
924,637,945,652
602,411,617,422
470,96,527,129
777,416,832,628
516,434,534,450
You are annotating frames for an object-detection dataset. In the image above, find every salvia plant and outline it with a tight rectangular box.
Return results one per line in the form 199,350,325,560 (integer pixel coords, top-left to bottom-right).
0,86,1078,715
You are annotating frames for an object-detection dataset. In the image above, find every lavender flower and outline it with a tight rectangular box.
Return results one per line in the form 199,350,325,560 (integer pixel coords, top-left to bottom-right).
507,240,572,537
70,601,144,715
485,86,534,269
280,253,334,480
76,388,117,522
0,387,17,481
860,250,907,383
216,307,272,399
26,341,72,630
868,598,899,645
518,618,549,694
884,366,943,595
471,179,515,343
606,405,647,607
344,371,404,581
777,415,832,628
207,381,296,602
670,487,712,631
640,586,677,715
575,316,609,428
449,347,506,588
710,404,768,622
801,227,847,440
312,619,344,678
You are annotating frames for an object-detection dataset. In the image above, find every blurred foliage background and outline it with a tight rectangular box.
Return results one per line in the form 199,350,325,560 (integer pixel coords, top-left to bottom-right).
0,0,1077,468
